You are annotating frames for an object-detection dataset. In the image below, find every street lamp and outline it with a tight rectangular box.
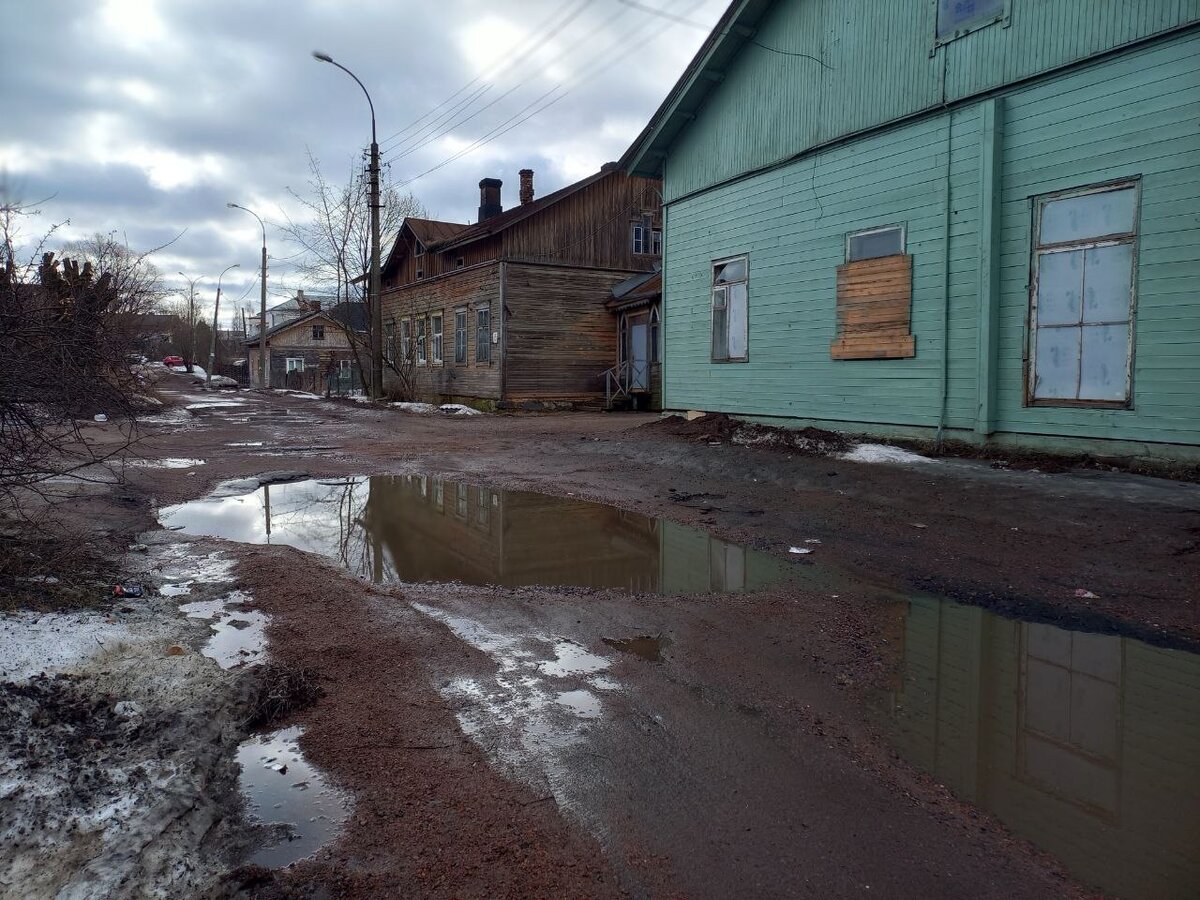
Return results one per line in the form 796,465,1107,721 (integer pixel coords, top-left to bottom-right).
227,202,269,389
312,50,383,399
205,263,240,386
177,271,201,371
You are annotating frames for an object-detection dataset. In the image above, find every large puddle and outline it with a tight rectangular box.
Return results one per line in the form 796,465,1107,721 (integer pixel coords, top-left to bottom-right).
158,476,789,594
880,595,1200,900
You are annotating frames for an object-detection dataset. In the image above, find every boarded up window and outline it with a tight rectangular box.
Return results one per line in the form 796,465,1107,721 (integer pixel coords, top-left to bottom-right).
830,254,915,360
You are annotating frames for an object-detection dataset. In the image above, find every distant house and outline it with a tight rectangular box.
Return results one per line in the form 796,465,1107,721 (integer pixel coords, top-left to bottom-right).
247,289,336,337
605,268,662,410
245,299,367,392
622,1,1200,460
379,165,662,409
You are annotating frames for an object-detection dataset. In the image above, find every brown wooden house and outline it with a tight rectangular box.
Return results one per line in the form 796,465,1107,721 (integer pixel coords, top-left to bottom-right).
245,299,368,393
379,164,662,409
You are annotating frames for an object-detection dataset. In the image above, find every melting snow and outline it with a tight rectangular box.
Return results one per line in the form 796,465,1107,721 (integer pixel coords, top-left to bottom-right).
839,444,935,465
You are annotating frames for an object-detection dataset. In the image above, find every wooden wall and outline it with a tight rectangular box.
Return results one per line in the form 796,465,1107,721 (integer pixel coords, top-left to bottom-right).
380,262,502,401
503,262,629,401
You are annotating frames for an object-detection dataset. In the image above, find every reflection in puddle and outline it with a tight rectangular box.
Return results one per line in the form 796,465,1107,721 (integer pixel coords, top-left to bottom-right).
556,689,601,718
881,596,1200,900
602,635,668,662
124,457,207,469
179,590,266,669
158,476,789,595
237,726,349,868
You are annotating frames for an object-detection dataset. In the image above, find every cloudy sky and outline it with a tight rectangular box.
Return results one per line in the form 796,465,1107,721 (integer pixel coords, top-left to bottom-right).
2,0,724,325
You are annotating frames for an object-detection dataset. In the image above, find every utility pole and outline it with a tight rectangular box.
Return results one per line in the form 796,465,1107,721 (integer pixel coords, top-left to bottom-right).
313,51,384,398
206,263,240,386
227,204,269,389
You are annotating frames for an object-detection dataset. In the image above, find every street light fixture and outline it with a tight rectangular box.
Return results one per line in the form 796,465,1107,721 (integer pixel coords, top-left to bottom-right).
312,49,383,399
205,263,241,386
227,203,269,390
177,271,201,371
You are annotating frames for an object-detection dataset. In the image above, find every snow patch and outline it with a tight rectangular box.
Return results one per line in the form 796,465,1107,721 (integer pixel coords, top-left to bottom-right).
388,401,438,414
0,612,134,683
839,443,935,465
439,403,483,416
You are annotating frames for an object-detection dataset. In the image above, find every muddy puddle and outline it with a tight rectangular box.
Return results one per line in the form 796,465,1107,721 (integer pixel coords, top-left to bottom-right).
880,594,1200,900
159,475,790,594
237,726,349,867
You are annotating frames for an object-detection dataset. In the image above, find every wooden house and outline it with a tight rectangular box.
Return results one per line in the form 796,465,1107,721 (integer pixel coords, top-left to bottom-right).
606,268,662,410
379,165,662,409
245,298,367,392
622,0,1200,461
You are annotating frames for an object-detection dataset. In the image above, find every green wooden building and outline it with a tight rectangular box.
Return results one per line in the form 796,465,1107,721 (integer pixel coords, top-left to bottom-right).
622,0,1200,460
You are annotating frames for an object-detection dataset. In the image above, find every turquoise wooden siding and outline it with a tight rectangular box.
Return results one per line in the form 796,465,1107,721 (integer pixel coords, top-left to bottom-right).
661,29,1200,452
663,0,1200,203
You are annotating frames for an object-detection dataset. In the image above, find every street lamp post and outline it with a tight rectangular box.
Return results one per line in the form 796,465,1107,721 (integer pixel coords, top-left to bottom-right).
227,203,269,389
312,50,383,399
177,272,201,370
206,263,240,386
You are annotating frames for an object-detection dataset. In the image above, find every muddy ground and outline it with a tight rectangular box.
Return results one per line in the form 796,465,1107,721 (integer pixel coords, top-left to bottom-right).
4,376,1199,899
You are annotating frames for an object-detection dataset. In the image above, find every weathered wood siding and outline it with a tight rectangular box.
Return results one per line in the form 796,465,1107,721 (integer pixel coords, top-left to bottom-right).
663,0,1200,202
500,174,661,270
661,30,1200,454
380,262,502,401
503,263,630,401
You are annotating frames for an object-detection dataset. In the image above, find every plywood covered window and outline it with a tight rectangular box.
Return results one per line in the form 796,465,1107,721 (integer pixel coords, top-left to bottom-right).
711,256,748,362
831,227,914,360
1028,180,1138,407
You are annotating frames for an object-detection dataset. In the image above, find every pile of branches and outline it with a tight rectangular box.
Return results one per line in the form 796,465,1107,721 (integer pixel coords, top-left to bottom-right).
0,249,152,507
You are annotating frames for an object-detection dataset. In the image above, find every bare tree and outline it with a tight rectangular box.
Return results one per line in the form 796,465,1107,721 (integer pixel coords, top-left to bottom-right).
279,150,427,393
0,192,163,514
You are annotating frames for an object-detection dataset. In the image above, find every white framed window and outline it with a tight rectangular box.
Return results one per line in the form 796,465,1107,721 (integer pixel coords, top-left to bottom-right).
454,308,468,364
1028,179,1139,407
846,225,905,262
400,318,411,361
475,307,491,363
936,0,1007,44
286,357,305,373
384,322,396,364
431,312,443,363
415,316,427,364
711,255,748,362
651,228,662,255
339,358,351,373
632,223,647,254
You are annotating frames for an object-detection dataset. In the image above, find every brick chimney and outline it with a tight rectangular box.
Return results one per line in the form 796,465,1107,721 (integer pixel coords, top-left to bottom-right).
478,178,503,222
519,168,534,205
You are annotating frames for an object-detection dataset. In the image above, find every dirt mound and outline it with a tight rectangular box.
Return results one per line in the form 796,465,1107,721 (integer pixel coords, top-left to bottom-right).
639,413,850,455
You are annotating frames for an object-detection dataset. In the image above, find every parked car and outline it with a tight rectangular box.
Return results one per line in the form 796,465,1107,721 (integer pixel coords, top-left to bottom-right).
163,355,184,367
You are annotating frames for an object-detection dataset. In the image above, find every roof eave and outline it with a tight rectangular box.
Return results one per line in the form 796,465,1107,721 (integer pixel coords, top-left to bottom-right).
619,0,774,180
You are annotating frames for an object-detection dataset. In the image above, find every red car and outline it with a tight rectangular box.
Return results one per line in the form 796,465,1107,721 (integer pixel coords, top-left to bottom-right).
163,355,184,367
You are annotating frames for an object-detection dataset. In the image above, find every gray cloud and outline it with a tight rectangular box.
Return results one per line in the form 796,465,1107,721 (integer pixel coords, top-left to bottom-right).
3,0,723,325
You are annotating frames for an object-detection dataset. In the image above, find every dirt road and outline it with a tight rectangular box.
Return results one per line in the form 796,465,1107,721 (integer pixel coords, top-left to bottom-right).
10,378,1200,898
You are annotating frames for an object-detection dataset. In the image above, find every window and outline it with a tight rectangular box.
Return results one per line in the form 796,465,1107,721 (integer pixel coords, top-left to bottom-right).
384,322,396,364
400,318,411,361
832,230,915,360
415,316,427,364
649,305,661,363
475,307,491,363
431,313,443,363
454,309,468,364
312,323,325,341
936,0,1006,42
632,223,647,254
847,225,905,262
414,240,424,257
456,256,465,269
711,256,748,362
339,358,351,374
1029,180,1138,406
415,268,423,280
286,357,304,373
651,228,662,256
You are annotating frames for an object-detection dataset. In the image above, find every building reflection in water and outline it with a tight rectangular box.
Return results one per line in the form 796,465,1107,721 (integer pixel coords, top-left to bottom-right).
883,595,1200,900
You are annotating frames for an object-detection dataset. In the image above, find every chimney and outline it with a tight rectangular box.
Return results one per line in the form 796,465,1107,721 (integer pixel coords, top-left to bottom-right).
519,168,534,205
478,178,503,222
